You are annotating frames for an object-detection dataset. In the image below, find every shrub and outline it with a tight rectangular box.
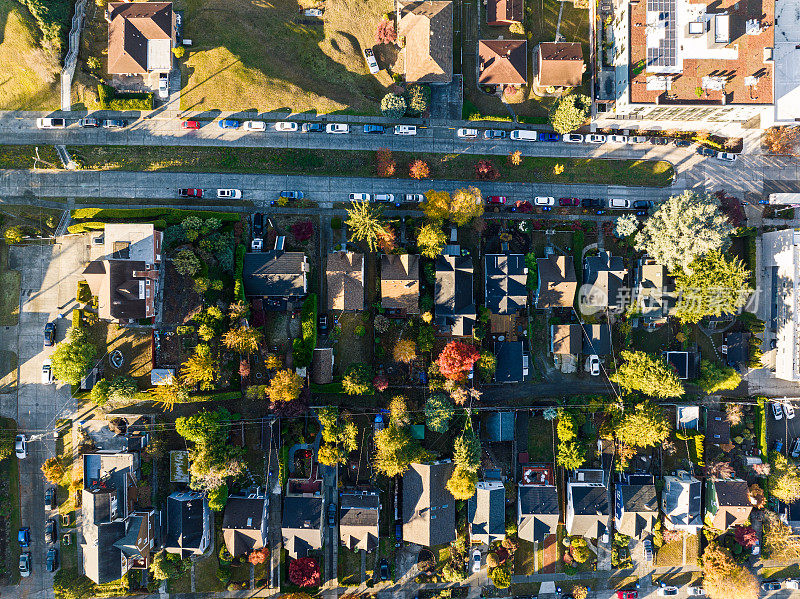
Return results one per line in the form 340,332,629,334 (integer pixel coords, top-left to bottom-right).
381,93,407,119
291,220,314,242
376,19,397,44
406,83,431,116
96,84,153,110
173,45,186,58
409,159,430,179
67,221,105,234
76,281,92,303
549,93,591,133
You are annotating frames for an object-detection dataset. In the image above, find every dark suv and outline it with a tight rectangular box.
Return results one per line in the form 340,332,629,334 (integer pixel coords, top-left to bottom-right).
44,322,55,347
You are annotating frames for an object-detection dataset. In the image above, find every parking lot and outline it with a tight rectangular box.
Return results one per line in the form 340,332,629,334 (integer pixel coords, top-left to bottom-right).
767,398,800,458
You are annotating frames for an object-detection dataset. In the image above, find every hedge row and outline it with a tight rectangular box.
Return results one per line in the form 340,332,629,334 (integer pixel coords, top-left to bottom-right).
67,222,105,234
756,397,768,458
72,208,240,224
97,84,153,111
292,293,318,367
187,391,241,403
234,244,246,302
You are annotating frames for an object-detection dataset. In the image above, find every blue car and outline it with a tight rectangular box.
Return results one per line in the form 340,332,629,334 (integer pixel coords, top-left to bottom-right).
538,132,560,142
218,119,240,129
18,527,30,548
363,124,385,134
44,322,55,347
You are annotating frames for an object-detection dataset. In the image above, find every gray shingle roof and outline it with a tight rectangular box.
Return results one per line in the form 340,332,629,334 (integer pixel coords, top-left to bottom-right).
222,496,267,557
243,251,308,298
583,251,627,310
402,461,456,546
468,482,506,544
518,485,559,542
435,255,475,336
484,411,514,441
165,492,207,558
485,254,527,315
616,484,658,538
494,341,524,383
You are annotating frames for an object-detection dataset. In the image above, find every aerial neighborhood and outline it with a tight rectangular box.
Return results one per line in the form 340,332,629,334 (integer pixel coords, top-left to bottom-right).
3,0,800,598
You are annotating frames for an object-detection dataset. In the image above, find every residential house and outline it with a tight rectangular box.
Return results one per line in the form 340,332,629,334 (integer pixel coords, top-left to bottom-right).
81,451,158,584
705,409,731,446
582,324,612,356
494,340,528,383
634,257,671,328
535,254,577,309
663,350,701,380
164,491,211,558
242,250,309,305
762,230,800,381
483,411,514,442
311,347,334,385
533,42,584,90
222,490,268,558
518,465,559,543
339,489,380,552
478,40,528,86
402,461,456,546
722,332,749,367
581,251,627,312
566,469,610,541
327,252,365,311
381,254,420,314
282,491,324,557
615,474,658,539
551,324,582,355
662,471,702,532
83,223,163,322
107,2,175,75
435,255,476,336
398,1,453,83
468,481,506,545
486,0,523,25
705,478,753,530
485,254,527,315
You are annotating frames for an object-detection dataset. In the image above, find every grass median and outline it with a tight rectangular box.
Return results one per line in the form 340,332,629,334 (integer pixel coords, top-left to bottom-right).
67,146,675,187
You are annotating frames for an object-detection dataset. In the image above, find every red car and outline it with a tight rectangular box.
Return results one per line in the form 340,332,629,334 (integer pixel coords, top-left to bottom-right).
558,197,580,207
617,592,638,599
178,188,203,198
181,120,200,129
486,196,507,205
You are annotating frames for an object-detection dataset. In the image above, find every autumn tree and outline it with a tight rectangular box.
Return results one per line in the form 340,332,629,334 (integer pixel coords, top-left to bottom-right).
450,187,484,225
437,341,480,381
748,483,766,508
346,201,391,252
288,557,321,587
610,350,685,398
150,381,190,411
181,343,220,390
425,394,455,432
409,160,430,179
673,250,752,323
446,466,477,500
317,406,358,466
377,225,397,253
342,363,373,395
373,419,428,477
705,461,735,479
488,564,511,589
763,126,800,156
615,401,672,449
734,526,757,549
474,159,500,181
508,150,522,166
266,369,303,403
762,511,800,560
556,441,587,470
41,457,64,484
417,223,447,258
248,547,270,565
222,325,263,355
393,339,417,364
453,420,481,472
768,452,800,503
376,148,396,177
549,93,590,133
701,543,759,599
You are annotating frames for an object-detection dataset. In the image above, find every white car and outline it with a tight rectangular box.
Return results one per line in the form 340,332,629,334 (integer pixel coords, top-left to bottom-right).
563,133,583,143
457,128,479,139
41,359,54,385
374,194,395,203
304,8,323,16
217,189,242,199
786,580,800,589
629,135,649,143
275,122,299,132
403,194,425,203
716,151,737,162
363,48,380,74
586,134,606,143
751,539,760,555
36,118,66,129
609,134,629,143
471,548,481,573
586,355,601,376
394,125,417,136
687,587,705,596
14,434,27,459
534,196,555,206
349,193,371,201
772,401,784,420
784,401,796,420
158,73,169,99
326,123,349,134
244,120,267,132
609,198,632,209
657,587,678,597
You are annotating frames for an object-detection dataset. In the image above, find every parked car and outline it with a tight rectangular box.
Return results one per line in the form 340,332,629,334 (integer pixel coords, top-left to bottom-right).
786,580,800,589
373,194,395,203
582,198,605,208
363,48,380,74
42,359,54,385
280,191,304,199
102,119,128,129
379,558,389,580
559,197,580,207
643,539,654,562
395,524,402,548
36,118,66,129
19,552,31,577
158,73,169,99
349,193,371,201
253,213,264,237
181,120,200,130
650,136,669,145
45,519,56,544
326,123,349,134
538,132,561,142
302,122,324,133
772,401,784,420
44,322,55,347
318,314,328,336
15,435,27,459
791,438,800,458
609,198,632,209
275,121,299,132
674,138,691,147
629,135,649,143
657,587,678,596
687,587,705,596
403,194,425,203
563,133,583,143
218,119,240,129
586,134,606,143
18,527,30,548
46,547,58,572
78,118,100,128
363,124,385,134
616,591,638,599
328,502,336,527
717,151,738,162
483,129,507,139
784,401,796,419
586,355,601,376
761,581,781,591
394,125,417,136
697,146,717,157
471,548,481,573
633,200,653,209
751,538,760,555
609,134,629,143
486,196,507,206
244,121,267,132
178,189,203,198
456,128,479,139
217,189,242,199
534,196,555,206
45,488,56,510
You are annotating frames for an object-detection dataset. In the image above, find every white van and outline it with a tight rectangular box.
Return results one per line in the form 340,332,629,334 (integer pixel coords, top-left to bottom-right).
609,198,632,209
510,130,538,141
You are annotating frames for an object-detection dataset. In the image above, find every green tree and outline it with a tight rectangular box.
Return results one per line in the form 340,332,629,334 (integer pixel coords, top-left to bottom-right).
4,225,23,244
425,394,454,432
150,550,188,582
615,213,639,238
50,327,97,386
374,422,428,477
476,351,497,383
222,325,263,355
417,323,435,353
570,537,592,563
417,223,447,258
453,421,481,472
697,360,742,394
342,363,373,395
557,441,587,470
89,378,110,405
317,406,359,465
768,452,800,504
634,191,734,274
380,92,407,118
548,94,590,133
610,350,685,398
672,250,752,323
615,401,671,448
208,484,229,511
176,409,245,492
266,369,303,403
173,249,201,276
181,343,220,390
108,375,138,403
53,569,95,599
488,564,511,589
446,466,478,499
345,201,389,252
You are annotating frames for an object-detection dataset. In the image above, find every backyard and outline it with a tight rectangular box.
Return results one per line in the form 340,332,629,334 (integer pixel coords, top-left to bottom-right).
83,321,154,393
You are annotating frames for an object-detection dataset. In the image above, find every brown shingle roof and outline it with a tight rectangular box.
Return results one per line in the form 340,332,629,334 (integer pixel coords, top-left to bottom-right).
327,252,365,311
479,40,528,85
536,42,584,87
399,1,454,83
536,255,577,308
381,254,420,314
487,0,523,24
551,324,582,355
108,2,174,74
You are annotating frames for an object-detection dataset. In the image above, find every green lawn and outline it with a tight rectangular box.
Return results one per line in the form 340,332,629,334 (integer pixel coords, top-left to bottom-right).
511,582,541,595
762,564,800,579
1,418,21,585
515,539,537,574
66,146,675,188
0,145,62,169
338,546,362,586
528,415,554,461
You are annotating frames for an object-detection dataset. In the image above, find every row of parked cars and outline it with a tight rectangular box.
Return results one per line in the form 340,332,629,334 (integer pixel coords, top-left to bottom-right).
18,487,60,577
486,196,652,211
36,117,129,129
181,119,422,135
178,188,243,199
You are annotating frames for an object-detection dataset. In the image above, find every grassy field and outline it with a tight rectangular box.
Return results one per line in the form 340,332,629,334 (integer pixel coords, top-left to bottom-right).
338,545,362,586
0,145,62,169
0,244,19,326
0,418,21,585
84,322,153,391
67,146,676,187
0,0,60,110
515,539,537,574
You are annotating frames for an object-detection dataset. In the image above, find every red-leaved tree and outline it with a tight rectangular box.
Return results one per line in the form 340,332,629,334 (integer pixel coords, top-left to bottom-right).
734,525,758,549
409,159,430,179
377,226,397,253
288,557,321,587
376,148,396,177
437,341,480,381
373,374,388,392
376,19,397,44
291,220,314,242
474,159,500,181
705,461,735,479
248,547,270,565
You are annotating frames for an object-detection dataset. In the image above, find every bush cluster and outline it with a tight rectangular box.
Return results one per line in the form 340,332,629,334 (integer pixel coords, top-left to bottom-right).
97,84,153,111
